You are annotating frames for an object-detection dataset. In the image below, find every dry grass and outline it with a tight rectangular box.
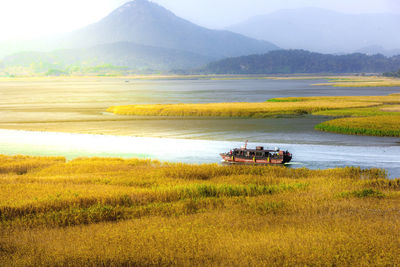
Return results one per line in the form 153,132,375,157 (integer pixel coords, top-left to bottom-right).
0,155,65,175
107,101,378,118
107,94,400,118
380,105,400,112
269,94,400,104
313,76,400,87
1,155,400,266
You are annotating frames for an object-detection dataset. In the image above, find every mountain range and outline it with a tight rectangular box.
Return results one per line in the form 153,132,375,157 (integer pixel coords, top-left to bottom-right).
2,2,400,75
227,8,400,56
0,0,278,74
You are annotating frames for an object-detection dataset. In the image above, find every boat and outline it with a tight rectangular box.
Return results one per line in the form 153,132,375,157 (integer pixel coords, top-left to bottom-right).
220,141,292,165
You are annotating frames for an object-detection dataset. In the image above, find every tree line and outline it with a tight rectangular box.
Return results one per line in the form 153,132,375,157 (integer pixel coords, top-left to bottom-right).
383,69,400,78
203,50,400,74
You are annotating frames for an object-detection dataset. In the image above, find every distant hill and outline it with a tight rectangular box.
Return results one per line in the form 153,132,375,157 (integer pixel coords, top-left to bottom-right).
203,50,400,74
0,42,212,75
227,8,400,54
356,45,400,57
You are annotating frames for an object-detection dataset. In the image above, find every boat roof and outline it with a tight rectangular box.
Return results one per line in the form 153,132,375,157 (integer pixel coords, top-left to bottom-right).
233,148,282,152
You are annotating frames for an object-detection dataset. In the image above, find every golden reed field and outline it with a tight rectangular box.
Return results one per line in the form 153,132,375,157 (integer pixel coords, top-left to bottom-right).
313,76,400,87
107,94,400,137
1,155,400,266
107,100,379,117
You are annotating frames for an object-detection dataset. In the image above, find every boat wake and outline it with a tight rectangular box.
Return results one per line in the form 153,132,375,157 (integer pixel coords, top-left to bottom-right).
284,162,303,166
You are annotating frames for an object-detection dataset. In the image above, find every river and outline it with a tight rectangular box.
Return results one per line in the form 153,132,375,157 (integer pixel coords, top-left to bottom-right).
0,77,399,177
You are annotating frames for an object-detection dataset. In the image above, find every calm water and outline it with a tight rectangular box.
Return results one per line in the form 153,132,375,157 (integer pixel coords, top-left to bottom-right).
0,78,399,177
0,129,399,178
1,78,400,108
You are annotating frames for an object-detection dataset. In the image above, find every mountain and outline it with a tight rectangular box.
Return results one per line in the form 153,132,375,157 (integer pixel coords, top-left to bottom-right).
203,50,400,74
356,45,400,57
0,0,280,74
64,0,278,58
0,0,278,60
0,42,212,74
227,8,400,54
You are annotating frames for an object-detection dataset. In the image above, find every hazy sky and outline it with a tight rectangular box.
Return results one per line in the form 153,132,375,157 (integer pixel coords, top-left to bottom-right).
0,0,399,41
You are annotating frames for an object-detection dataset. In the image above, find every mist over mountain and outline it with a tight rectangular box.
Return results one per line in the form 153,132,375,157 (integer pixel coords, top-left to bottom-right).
0,0,278,60
0,0,280,74
0,42,212,74
356,45,400,57
227,8,400,55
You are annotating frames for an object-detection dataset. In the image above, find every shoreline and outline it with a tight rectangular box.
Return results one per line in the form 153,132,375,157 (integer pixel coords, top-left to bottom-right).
1,128,399,178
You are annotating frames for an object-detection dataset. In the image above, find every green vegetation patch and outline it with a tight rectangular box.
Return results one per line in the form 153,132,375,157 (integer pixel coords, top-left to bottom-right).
304,94,400,137
315,115,400,137
339,188,385,199
266,98,304,102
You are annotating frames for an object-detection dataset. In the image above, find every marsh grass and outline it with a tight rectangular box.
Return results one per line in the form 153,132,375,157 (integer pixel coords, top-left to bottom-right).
0,155,65,175
1,155,400,265
338,188,386,199
107,93,400,137
315,115,400,137
270,95,400,137
107,100,378,118
314,76,400,87
312,106,400,117
380,105,400,112
268,94,400,104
